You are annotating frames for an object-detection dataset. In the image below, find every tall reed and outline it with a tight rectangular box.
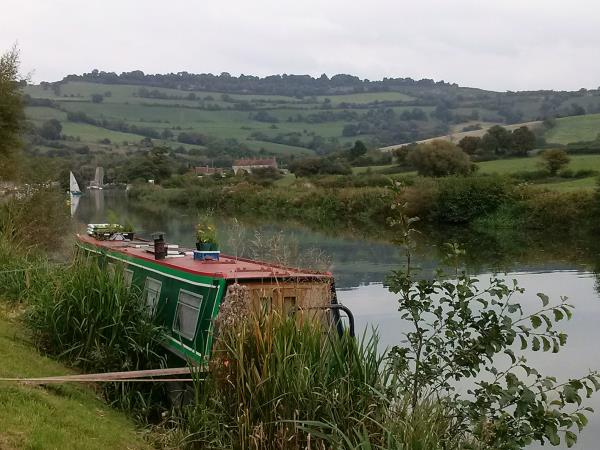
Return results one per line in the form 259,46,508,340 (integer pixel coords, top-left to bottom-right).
167,313,461,449
24,252,168,418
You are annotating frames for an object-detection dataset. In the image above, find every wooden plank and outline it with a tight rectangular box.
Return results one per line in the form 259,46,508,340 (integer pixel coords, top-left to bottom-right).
0,367,194,384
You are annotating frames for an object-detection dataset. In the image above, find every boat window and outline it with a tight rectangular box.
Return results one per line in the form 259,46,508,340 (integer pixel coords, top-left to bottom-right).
144,277,162,311
124,269,133,288
173,290,203,341
283,296,297,316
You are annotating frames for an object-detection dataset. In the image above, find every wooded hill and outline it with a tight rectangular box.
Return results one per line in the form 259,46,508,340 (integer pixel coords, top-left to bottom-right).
21,71,600,179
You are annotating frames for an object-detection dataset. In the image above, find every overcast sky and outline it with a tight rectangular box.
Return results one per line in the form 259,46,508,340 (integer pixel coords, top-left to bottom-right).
2,0,599,91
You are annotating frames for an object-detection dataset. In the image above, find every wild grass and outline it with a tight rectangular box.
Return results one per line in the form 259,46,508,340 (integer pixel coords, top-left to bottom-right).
22,253,167,418
164,313,462,450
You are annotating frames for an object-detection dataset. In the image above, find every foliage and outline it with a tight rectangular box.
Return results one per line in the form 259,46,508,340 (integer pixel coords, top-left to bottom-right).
541,148,571,175
408,140,474,177
24,253,167,417
385,211,600,448
0,188,69,252
458,135,482,155
511,126,537,156
168,312,461,450
289,156,352,177
0,45,25,179
195,219,217,245
38,118,62,140
348,139,368,160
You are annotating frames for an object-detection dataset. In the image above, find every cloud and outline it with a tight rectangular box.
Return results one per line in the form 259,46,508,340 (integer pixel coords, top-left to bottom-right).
2,0,599,91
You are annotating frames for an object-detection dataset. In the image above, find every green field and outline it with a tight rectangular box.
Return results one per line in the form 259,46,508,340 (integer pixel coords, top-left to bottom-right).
545,114,600,144
477,154,600,174
23,79,600,162
537,176,598,192
0,311,147,449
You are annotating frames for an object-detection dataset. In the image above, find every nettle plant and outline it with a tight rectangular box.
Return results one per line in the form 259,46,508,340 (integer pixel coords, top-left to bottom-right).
386,199,600,449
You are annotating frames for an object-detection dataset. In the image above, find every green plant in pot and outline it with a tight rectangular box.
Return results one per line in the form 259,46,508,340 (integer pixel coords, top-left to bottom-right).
196,221,218,251
122,220,135,240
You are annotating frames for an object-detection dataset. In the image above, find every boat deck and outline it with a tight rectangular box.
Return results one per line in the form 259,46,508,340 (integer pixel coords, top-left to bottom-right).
77,234,331,281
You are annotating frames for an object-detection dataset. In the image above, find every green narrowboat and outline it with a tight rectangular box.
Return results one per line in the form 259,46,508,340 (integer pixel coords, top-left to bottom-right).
76,229,353,368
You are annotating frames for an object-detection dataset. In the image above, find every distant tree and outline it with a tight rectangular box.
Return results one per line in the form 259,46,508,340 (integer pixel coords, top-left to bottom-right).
408,140,473,177
91,93,104,103
457,136,481,155
541,149,570,175
289,157,352,177
342,123,360,137
0,45,24,179
349,140,368,159
480,125,513,155
392,146,410,163
510,126,536,156
543,117,557,129
160,128,174,140
39,119,62,140
570,103,586,116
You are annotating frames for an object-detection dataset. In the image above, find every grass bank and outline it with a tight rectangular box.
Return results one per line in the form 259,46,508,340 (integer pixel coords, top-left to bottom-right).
0,308,148,449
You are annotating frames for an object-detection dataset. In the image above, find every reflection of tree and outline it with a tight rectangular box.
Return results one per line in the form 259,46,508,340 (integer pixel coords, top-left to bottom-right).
76,192,600,291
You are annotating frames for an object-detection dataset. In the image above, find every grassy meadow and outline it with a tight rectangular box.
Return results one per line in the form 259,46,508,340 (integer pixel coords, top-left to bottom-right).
0,310,147,450
546,113,600,144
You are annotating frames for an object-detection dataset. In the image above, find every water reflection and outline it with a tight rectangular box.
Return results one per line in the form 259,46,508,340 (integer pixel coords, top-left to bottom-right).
75,191,600,449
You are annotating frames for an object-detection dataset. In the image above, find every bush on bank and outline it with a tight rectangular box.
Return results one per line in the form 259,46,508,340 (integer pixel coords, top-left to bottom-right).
131,174,600,234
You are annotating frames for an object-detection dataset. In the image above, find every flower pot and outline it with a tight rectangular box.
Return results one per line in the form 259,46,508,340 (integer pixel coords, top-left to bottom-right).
209,243,219,251
196,242,212,251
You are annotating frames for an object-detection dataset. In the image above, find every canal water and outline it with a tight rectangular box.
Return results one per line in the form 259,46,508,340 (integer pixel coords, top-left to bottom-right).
75,191,600,449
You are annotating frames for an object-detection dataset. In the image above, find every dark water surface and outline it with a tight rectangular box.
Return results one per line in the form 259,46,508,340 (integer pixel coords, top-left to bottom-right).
76,191,600,449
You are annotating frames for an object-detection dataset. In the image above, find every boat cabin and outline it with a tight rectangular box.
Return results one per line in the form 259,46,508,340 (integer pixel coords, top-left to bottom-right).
76,229,351,367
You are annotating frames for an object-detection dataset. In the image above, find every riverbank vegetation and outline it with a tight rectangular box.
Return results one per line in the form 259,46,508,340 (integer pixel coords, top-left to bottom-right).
2,185,599,448
5,45,600,448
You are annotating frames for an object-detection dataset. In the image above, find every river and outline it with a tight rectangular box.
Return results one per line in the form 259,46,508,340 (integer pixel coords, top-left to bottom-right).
75,191,600,449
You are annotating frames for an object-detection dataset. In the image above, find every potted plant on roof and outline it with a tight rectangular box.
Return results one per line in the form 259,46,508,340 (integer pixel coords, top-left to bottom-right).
196,220,218,251
122,220,135,240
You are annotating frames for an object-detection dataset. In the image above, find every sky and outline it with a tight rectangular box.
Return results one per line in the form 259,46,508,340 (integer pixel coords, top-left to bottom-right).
2,0,599,92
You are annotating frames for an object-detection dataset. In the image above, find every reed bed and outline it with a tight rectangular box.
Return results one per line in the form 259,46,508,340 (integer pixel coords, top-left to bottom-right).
165,313,462,450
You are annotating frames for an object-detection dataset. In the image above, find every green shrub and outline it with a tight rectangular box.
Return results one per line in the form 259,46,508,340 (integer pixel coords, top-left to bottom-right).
432,176,508,223
520,189,594,230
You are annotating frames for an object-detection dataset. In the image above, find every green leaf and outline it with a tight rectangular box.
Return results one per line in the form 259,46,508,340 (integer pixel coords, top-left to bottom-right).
546,426,560,446
565,430,577,448
532,336,540,351
576,413,589,427
553,309,564,321
538,293,550,306
542,336,550,352
531,316,542,329
519,335,527,350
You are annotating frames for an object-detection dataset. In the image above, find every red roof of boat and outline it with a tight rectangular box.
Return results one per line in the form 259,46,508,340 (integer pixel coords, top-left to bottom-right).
77,234,332,281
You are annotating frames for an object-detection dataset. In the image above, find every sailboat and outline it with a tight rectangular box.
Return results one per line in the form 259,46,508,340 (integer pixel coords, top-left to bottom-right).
88,167,104,190
69,171,82,195
69,193,80,217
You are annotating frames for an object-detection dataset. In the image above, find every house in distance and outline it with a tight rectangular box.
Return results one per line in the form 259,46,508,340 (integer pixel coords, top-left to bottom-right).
232,158,278,175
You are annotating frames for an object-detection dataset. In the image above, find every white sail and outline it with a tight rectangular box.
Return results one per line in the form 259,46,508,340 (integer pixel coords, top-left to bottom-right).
69,193,80,217
70,171,82,194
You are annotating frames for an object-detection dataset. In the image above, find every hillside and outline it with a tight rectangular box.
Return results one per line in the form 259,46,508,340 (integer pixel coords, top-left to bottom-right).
24,73,600,160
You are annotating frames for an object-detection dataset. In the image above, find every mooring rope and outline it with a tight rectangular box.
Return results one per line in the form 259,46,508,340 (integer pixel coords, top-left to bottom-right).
0,367,195,384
